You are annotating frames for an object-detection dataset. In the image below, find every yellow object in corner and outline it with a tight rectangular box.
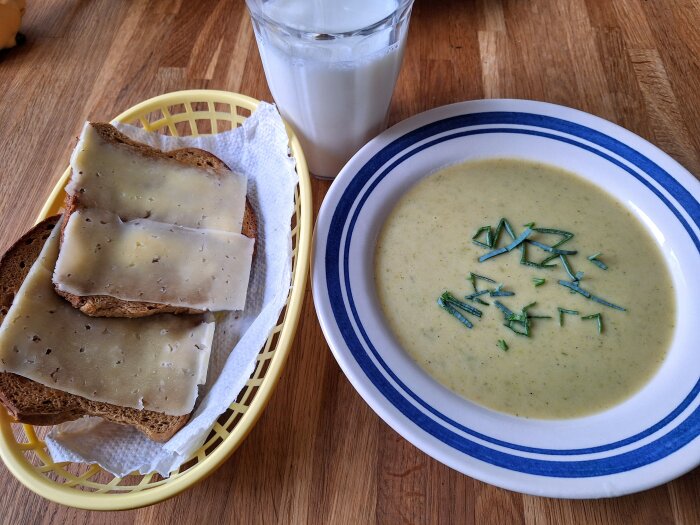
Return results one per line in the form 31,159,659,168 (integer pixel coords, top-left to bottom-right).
0,0,25,50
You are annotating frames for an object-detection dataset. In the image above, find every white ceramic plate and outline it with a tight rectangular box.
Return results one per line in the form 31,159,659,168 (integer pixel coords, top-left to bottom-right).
312,99,700,498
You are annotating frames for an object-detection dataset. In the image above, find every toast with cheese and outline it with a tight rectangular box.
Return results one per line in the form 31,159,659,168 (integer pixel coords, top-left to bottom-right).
0,217,197,442
55,123,257,318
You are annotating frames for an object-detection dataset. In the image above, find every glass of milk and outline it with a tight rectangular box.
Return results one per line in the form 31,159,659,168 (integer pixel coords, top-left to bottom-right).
246,0,415,179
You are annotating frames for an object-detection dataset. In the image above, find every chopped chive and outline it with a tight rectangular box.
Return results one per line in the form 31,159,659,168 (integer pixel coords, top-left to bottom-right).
533,277,546,287
574,271,585,280
437,297,474,328
465,289,490,305
527,239,578,255
582,313,603,333
498,301,548,338
523,222,535,228
489,283,515,297
489,218,516,249
500,218,516,240
506,312,526,323
506,228,533,250
557,280,626,311
522,302,537,313
468,272,497,292
493,300,514,317
587,252,608,270
504,320,529,336
497,339,509,351
441,292,483,317
491,220,502,247
532,227,575,248
559,254,577,281
470,272,497,283
557,279,591,297
520,244,558,268
590,295,626,311
520,258,557,269
472,226,493,249
557,307,579,326
479,228,532,262
478,246,507,261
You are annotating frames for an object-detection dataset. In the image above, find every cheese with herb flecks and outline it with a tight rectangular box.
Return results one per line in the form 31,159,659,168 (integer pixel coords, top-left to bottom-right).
0,219,215,416
54,208,254,311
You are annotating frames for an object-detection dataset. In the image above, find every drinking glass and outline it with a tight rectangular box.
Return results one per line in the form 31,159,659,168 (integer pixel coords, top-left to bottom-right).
246,0,415,179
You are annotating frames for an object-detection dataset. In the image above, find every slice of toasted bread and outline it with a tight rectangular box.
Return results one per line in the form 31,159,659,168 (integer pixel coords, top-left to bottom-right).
56,123,257,318
0,216,188,442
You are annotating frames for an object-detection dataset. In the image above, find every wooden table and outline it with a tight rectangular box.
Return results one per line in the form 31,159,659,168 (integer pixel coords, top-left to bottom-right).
1,0,698,523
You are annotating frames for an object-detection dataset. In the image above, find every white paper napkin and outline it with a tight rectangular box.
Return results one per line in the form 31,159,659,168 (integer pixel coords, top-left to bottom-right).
44,102,298,477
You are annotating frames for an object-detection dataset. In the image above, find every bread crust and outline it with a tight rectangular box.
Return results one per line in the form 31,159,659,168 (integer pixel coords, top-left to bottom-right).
56,123,257,318
0,216,188,442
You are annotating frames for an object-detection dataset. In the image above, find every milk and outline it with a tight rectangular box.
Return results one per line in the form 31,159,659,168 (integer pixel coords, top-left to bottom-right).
249,0,413,178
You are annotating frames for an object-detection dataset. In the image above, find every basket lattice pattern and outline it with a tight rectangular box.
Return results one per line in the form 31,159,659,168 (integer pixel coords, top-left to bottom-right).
0,91,307,508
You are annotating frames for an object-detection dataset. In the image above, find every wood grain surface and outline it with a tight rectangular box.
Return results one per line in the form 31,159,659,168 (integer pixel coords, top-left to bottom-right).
0,0,699,523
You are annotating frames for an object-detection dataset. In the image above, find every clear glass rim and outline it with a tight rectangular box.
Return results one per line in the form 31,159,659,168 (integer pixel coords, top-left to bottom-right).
245,0,415,41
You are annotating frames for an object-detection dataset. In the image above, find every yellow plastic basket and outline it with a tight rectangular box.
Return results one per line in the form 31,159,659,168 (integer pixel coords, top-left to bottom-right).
0,90,312,510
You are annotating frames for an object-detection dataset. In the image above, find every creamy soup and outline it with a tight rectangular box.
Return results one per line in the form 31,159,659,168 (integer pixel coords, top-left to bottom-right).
375,158,675,418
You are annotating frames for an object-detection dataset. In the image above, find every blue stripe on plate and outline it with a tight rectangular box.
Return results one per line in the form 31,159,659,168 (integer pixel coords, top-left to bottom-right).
325,111,700,476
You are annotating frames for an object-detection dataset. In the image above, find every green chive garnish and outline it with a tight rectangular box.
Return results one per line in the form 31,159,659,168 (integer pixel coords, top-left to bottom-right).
472,226,493,249
523,222,535,228
498,301,549,337
489,283,515,297
499,218,517,241
559,279,591,297
531,227,574,248
468,272,497,292
487,218,517,249
559,254,577,281
465,290,490,305
519,243,558,269
582,313,603,333
497,339,509,351
440,292,483,317
527,240,578,255
520,258,558,269
505,320,529,336
590,295,625,311
437,297,473,329
493,300,514,317
533,277,546,287
479,228,532,262
557,280,626,311
541,253,559,265
557,307,579,326
587,252,608,270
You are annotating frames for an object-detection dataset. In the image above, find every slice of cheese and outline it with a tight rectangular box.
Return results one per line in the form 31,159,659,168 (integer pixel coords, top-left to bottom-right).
54,208,255,311
0,219,215,416
66,122,247,232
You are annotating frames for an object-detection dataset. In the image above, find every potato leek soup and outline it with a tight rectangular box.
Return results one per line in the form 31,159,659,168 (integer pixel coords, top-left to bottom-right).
374,158,675,419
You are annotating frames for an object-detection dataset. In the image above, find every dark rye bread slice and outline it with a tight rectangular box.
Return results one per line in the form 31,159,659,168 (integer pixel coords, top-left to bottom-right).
56,122,257,318
0,216,188,442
